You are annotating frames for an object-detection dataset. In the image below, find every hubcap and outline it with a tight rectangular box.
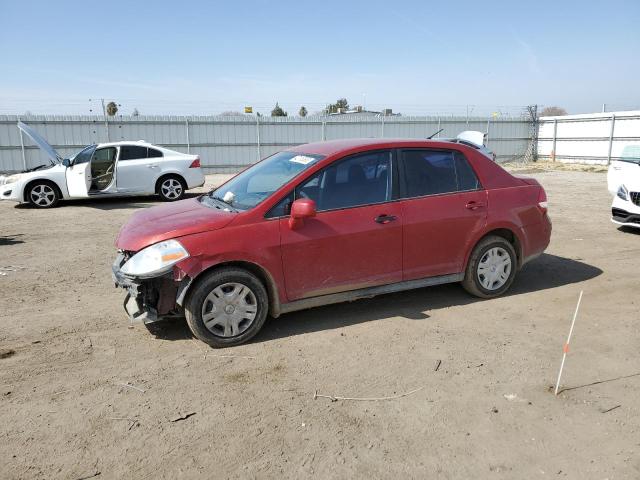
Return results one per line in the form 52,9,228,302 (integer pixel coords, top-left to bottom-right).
30,184,55,206
161,179,183,199
201,282,258,337
477,246,512,291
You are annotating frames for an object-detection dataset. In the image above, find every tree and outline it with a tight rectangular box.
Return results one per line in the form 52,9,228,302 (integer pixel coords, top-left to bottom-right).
132,108,140,117
298,106,308,117
324,98,349,114
271,102,287,117
106,101,118,116
541,106,568,116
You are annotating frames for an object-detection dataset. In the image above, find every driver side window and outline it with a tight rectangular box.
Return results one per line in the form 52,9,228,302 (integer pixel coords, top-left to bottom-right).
296,151,392,212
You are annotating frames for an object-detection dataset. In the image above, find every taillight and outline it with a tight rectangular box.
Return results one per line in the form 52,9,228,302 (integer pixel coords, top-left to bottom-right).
189,157,201,168
538,187,548,213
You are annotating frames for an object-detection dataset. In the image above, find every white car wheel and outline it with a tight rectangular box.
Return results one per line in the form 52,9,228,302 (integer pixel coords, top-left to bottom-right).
159,177,185,201
27,182,60,208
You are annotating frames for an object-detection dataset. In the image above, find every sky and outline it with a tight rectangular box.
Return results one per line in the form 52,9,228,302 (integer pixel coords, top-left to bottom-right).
0,0,639,116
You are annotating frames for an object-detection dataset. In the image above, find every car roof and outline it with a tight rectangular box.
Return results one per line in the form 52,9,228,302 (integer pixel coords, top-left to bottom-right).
97,140,157,148
288,138,463,156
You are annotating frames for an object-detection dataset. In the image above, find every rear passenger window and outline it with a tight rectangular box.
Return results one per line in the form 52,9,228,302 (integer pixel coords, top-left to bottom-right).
454,152,480,191
119,145,148,160
400,150,480,197
147,148,163,158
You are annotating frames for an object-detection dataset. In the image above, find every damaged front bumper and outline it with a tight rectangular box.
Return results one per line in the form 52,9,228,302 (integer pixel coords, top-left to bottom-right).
112,252,186,325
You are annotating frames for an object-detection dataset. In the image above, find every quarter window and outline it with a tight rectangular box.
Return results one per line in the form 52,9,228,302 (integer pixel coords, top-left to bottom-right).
297,151,391,211
400,150,479,197
147,148,163,158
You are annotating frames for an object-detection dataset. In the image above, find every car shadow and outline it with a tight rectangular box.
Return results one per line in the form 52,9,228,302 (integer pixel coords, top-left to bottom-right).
618,226,640,235
253,253,602,343
147,253,603,345
0,234,25,246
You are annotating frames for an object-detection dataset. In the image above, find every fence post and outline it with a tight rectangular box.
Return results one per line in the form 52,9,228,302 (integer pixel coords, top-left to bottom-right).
486,118,491,147
381,115,385,137
437,117,441,138
322,120,326,141
256,115,261,162
607,113,616,165
551,118,558,161
185,118,190,153
17,116,27,170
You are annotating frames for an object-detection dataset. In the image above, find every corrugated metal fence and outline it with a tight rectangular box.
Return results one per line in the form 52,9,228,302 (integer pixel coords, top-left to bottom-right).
537,111,640,164
0,115,532,173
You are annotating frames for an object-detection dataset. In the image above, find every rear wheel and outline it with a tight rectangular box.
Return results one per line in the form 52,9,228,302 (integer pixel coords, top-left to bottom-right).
462,235,517,298
185,268,268,348
158,175,186,201
26,181,60,208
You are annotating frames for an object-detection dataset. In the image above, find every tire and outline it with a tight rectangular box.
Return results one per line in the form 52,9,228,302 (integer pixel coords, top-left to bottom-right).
462,235,517,298
26,181,61,208
185,268,269,348
157,175,186,202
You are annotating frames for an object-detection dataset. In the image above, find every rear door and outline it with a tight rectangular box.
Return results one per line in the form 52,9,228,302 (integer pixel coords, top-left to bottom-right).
116,145,156,192
398,149,487,279
279,150,403,301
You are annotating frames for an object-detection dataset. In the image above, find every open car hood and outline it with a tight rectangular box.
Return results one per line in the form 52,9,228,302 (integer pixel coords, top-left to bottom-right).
17,121,61,164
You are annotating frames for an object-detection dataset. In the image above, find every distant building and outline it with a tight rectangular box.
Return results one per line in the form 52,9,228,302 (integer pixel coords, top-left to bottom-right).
329,106,400,117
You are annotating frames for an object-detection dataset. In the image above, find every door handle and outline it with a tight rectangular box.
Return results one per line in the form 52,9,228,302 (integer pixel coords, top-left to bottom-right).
375,214,397,224
465,201,486,210
147,164,159,168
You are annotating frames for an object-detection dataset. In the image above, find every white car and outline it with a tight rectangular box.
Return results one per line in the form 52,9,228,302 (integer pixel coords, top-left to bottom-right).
607,145,640,229
0,122,205,208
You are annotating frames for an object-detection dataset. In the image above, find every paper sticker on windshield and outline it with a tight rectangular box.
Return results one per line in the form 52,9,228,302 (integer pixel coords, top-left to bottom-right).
289,155,316,165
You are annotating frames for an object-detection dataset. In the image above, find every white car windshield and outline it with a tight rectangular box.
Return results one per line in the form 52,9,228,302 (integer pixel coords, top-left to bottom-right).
204,151,324,211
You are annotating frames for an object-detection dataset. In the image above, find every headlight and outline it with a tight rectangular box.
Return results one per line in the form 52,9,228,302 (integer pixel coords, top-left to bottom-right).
617,184,629,201
120,239,189,278
1,174,22,185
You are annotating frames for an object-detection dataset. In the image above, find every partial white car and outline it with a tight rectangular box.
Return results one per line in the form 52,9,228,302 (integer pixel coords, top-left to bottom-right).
0,122,205,208
446,131,497,161
607,145,640,229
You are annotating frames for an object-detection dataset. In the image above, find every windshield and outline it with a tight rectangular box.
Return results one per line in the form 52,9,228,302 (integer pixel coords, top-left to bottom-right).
204,151,324,211
619,145,640,164
69,145,97,164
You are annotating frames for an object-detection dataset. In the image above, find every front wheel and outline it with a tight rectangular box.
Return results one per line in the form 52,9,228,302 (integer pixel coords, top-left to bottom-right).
27,181,60,208
185,268,269,348
462,235,517,298
158,176,186,201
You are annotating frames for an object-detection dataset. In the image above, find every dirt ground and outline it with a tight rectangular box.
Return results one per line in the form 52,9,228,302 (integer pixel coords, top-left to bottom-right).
1,170,639,479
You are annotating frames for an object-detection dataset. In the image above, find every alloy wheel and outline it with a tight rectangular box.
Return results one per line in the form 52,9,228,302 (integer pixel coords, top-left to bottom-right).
161,178,183,200
30,184,56,207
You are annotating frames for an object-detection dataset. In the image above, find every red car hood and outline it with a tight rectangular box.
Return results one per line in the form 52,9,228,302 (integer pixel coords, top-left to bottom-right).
116,198,236,252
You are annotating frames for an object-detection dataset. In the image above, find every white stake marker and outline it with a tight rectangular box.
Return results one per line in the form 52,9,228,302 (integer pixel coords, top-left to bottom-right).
554,290,584,396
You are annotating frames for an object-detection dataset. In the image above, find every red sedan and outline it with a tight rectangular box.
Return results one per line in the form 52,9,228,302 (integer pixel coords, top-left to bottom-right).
113,138,551,347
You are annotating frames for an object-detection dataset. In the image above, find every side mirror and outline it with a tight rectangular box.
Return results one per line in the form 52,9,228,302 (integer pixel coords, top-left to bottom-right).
288,198,316,229
62,158,71,167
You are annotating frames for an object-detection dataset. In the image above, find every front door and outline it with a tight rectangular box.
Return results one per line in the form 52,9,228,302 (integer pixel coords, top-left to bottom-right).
399,149,488,279
65,145,95,198
280,150,403,301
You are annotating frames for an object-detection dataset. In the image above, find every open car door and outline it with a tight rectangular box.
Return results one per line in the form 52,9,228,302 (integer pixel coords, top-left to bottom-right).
66,145,95,198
